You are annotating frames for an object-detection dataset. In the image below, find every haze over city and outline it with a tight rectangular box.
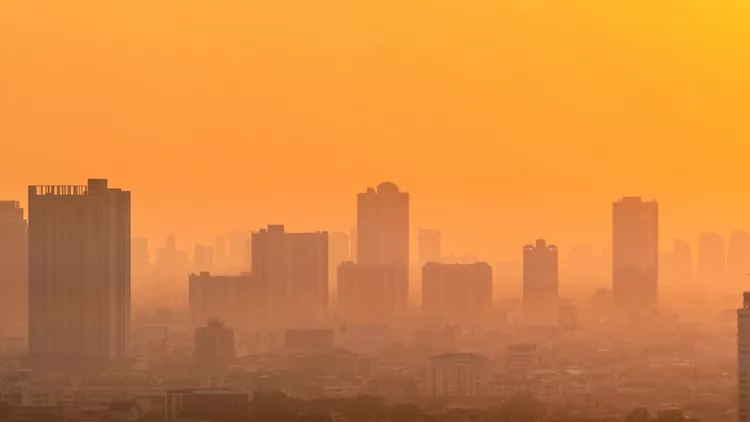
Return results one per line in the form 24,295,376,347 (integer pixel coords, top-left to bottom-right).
2,1,750,422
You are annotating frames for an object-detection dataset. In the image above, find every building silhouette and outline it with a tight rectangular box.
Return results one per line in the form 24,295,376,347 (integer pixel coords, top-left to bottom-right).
357,182,409,267
337,261,408,323
328,231,350,293
418,229,442,267
155,234,189,284
422,262,492,323
193,245,214,274
522,239,559,326
612,197,658,310
698,231,726,283
0,201,27,334
738,292,750,422
195,320,235,375
28,179,131,367
131,237,151,285
189,272,259,331
252,225,328,326
728,230,750,280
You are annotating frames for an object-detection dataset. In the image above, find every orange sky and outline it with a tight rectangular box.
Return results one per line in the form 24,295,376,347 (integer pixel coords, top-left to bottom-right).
1,0,750,259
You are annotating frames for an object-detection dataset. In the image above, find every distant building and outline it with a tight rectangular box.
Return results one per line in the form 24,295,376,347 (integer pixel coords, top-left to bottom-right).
728,230,750,279
284,329,334,353
424,353,493,398
505,343,539,374
418,229,442,266
189,272,259,331
155,234,190,284
195,320,235,375
612,197,658,310
357,182,409,267
165,389,250,420
698,231,726,282
131,237,151,285
336,261,408,322
193,245,214,273
0,201,27,333
422,262,492,323
28,179,130,367
523,239,559,326
329,231,350,293
252,225,328,326
738,292,750,422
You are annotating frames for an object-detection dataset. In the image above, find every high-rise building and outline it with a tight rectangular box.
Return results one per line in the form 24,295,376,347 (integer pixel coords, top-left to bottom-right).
357,182,409,267
349,227,357,262
728,230,750,279
252,225,328,326
523,239,559,326
336,262,408,322
612,197,658,310
738,292,750,421
0,201,27,333
193,245,214,273
698,231,726,283
28,179,131,366
195,320,235,375
131,237,151,284
155,235,189,284
328,231,350,293
422,262,492,323
189,272,259,331
418,229,442,266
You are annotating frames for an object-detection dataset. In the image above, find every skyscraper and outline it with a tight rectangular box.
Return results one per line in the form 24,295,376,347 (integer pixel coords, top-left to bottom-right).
336,261,407,323
698,231,726,283
28,179,131,366
728,230,750,279
0,201,27,333
418,229,442,266
357,182,409,267
738,292,750,421
612,197,658,310
252,225,328,326
522,239,559,326
355,182,409,314
422,262,492,323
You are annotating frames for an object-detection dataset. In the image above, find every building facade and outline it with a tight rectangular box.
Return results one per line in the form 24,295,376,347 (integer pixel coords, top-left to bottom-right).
424,353,493,398
28,179,131,365
336,261,408,322
612,197,659,310
357,182,409,267
523,239,559,326
0,201,27,334
422,262,492,323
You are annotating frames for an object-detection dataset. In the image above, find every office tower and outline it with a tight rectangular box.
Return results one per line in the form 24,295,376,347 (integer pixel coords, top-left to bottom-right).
193,245,214,273
328,231,349,292
214,236,227,273
728,230,750,279
0,201,27,333
424,353,493,398
155,235,190,284
698,231,726,282
28,179,130,366
418,229,442,266
739,292,750,422
357,182,409,266
189,272,260,331
523,239,559,326
422,262,492,323
195,320,235,375
252,225,328,326
337,262,408,322
131,237,151,284
612,197,659,310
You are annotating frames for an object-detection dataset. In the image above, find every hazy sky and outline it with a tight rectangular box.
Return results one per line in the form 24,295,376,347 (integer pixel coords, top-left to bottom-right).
2,1,749,258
